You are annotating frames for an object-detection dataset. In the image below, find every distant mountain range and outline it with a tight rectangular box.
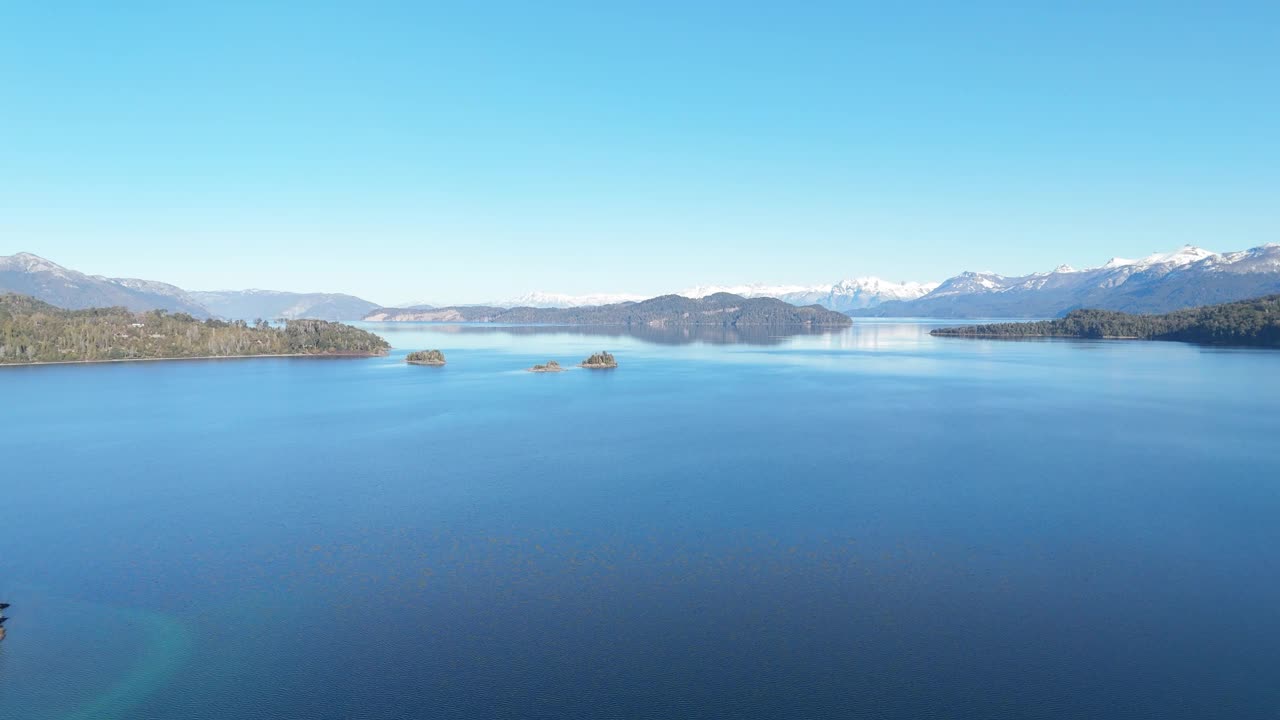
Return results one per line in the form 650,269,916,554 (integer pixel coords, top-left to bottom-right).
0,252,378,321
498,245,1280,318
932,294,1280,347
853,244,1280,318
364,293,852,326
0,252,212,317
186,290,378,323
485,279,938,311
679,278,940,312
500,291,650,308
7,244,1280,322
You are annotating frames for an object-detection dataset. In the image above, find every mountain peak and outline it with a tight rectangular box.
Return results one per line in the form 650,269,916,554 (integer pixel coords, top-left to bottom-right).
1095,245,1216,271
1146,244,1214,263
0,252,71,275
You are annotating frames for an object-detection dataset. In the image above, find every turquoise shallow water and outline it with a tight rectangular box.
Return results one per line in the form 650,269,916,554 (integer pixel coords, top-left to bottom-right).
2,321,1280,718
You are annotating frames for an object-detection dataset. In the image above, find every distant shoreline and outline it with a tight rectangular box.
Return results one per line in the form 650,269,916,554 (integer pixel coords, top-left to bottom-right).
929,295,1280,348
933,333,1142,340
0,352,386,368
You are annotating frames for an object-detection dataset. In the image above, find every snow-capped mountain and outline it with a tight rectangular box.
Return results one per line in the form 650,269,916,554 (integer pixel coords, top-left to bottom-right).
1099,245,1217,271
680,283,829,300
679,278,938,311
104,277,196,300
10,243,1279,322
0,252,379,320
0,251,77,277
1197,244,1280,274
784,278,940,311
858,244,1280,318
0,252,211,316
500,291,649,308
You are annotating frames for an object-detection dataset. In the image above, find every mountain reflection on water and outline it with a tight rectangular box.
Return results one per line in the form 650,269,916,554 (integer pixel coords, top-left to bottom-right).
381,323,848,346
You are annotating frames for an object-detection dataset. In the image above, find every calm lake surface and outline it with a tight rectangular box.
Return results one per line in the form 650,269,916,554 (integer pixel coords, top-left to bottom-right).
3,321,1279,719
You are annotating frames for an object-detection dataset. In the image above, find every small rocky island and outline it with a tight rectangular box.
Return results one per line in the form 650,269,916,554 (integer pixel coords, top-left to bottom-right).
580,351,618,369
406,349,446,366
528,360,564,373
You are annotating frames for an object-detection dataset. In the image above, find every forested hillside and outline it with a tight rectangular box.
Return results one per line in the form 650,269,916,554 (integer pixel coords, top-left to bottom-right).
365,293,852,326
0,294,390,364
931,295,1280,347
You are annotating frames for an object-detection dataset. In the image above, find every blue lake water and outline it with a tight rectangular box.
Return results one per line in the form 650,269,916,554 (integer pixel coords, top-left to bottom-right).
2,321,1279,719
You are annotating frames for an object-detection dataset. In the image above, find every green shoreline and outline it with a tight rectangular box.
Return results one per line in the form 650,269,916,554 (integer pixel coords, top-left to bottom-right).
0,351,386,368
929,294,1280,347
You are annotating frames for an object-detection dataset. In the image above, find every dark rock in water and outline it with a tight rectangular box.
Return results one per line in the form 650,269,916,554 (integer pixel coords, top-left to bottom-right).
0,602,9,610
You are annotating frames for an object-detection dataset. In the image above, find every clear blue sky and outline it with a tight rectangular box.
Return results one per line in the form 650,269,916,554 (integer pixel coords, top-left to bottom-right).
2,2,1277,304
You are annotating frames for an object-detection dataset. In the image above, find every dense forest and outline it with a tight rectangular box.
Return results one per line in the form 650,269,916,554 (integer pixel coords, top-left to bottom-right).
0,294,390,364
931,294,1280,347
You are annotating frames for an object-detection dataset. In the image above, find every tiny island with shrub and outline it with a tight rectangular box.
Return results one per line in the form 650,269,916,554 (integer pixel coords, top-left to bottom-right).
529,360,563,373
406,349,447,366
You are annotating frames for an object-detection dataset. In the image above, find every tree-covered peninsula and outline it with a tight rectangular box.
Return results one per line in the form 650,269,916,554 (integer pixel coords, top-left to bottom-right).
931,294,1280,347
0,294,390,364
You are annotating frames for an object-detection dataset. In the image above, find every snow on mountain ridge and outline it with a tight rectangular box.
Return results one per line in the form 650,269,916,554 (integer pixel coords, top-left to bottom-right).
483,278,938,311
680,278,938,310
934,245,1222,294
1093,245,1215,272
680,283,828,299
502,291,648,308
1196,244,1280,274
100,277,191,297
0,251,76,277
858,243,1280,318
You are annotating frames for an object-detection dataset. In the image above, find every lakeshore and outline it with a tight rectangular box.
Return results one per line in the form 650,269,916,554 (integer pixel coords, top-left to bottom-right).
0,351,388,368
